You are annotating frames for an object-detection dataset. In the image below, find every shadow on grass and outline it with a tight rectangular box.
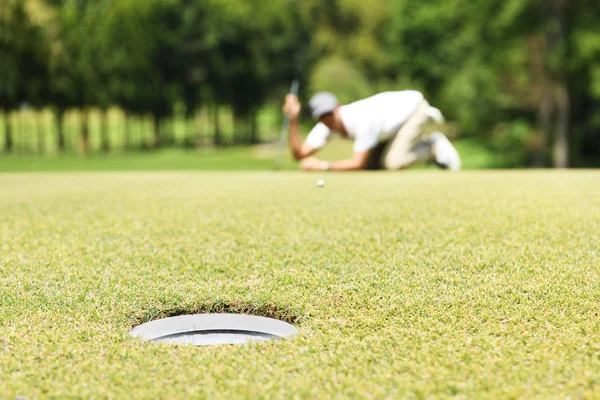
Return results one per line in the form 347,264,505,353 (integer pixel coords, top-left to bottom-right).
131,298,305,327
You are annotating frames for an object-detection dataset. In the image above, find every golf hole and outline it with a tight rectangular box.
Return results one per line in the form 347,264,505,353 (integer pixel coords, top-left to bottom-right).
130,314,299,346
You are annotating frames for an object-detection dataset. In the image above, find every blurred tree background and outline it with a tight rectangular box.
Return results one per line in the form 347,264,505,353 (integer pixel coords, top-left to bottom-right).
1,0,599,167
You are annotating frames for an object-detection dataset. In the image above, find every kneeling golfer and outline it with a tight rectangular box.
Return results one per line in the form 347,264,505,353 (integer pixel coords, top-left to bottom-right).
282,90,460,171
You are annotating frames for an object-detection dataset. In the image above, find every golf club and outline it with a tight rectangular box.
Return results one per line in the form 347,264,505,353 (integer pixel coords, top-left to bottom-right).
273,45,306,170
273,79,300,170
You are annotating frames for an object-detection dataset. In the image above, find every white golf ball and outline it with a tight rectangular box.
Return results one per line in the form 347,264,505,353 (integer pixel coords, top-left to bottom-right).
317,179,325,187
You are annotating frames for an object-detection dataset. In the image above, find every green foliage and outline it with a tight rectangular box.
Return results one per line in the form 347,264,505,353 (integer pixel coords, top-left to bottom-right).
309,56,372,103
0,0,50,109
1,0,599,164
297,0,391,77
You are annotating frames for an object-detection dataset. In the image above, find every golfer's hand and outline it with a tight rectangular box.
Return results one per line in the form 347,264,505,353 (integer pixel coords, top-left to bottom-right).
300,156,321,171
283,94,301,120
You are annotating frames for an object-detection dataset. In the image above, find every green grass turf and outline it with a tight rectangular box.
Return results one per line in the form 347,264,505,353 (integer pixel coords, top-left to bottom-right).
2,171,600,398
0,137,504,172
0,147,284,172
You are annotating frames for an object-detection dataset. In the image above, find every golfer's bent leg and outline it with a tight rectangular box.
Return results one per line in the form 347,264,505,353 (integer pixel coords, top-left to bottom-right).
382,101,431,170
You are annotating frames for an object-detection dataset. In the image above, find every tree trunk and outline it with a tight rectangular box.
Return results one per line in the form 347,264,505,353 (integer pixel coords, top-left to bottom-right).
195,109,203,148
549,0,570,168
232,114,240,144
153,113,162,148
535,93,553,168
187,113,195,148
124,112,130,151
3,110,13,153
529,32,549,168
81,109,89,154
553,84,570,168
101,110,109,153
56,109,65,152
142,115,148,149
137,116,143,149
204,108,210,147
37,113,45,155
250,113,258,144
213,106,221,146
186,115,193,148
170,117,176,146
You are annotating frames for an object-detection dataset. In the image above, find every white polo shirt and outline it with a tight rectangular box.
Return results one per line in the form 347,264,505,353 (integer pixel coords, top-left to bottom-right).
306,90,424,152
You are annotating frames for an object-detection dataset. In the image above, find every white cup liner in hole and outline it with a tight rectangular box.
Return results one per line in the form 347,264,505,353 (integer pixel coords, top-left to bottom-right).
130,313,299,346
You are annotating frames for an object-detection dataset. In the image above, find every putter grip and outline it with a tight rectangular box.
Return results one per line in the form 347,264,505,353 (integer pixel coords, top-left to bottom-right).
290,79,299,96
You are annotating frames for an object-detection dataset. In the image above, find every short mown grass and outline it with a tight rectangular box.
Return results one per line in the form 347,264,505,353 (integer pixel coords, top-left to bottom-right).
0,136,508,173
1,171,599,398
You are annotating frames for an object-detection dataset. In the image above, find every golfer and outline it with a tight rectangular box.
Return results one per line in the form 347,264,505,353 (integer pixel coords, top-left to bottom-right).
282,90,460,171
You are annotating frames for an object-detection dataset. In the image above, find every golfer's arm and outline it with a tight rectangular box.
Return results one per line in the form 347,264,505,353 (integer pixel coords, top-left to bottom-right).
328,151,370,171
289,118,316,160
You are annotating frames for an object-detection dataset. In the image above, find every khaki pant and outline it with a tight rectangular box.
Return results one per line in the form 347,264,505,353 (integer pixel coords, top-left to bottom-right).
380,100,434,170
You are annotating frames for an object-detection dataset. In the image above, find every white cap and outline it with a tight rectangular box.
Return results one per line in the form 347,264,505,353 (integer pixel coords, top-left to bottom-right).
308,92,338,120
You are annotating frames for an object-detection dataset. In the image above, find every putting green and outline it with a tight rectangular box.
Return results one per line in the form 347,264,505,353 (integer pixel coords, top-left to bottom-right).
1,171,599,398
